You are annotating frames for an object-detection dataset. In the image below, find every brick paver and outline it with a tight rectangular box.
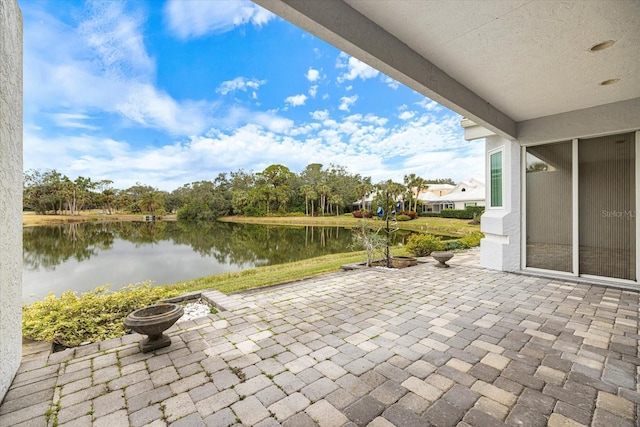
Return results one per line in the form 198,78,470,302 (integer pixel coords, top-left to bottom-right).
1,248,638,426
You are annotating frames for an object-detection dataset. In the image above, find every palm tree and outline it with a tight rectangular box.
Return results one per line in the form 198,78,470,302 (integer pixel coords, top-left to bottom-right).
329,194,343,216
138,192,164,215
317,183,331,216
299,185,316,216
355,178,373,212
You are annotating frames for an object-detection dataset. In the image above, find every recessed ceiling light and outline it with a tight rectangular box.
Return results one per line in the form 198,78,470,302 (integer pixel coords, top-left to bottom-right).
600,78,620,86
590,40,615,52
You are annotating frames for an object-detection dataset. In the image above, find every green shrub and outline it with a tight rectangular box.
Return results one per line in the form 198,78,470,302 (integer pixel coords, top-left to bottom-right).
396,214,412,221
405,233,445,256
466,206,485,217
22,282,179,347
244,206,266,217
440,207,485,220
443,239,464,250
419,212,441,217
459,231,483,248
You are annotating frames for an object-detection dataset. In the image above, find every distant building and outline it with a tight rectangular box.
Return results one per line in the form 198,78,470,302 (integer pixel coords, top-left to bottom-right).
421,178,485,213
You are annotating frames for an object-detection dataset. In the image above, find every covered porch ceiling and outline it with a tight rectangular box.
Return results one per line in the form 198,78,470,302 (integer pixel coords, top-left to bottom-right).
253,0,640,140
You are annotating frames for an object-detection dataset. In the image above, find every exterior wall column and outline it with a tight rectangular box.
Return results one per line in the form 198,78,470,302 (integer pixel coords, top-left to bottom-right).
480,136,521,271
0,0,23,401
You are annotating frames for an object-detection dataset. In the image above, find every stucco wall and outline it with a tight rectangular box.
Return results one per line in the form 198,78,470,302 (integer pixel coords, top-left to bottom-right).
481,136,521,272
0,0,23,402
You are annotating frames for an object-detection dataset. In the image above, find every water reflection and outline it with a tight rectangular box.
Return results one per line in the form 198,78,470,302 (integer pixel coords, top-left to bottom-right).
24,221,414,302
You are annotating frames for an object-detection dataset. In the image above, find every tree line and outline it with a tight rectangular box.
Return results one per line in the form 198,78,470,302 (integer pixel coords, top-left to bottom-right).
23,164,454,220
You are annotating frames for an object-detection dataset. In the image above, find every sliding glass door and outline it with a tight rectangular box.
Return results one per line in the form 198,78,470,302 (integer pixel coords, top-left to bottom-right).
525,142,573,272
579,133,635,280
525,132,636,282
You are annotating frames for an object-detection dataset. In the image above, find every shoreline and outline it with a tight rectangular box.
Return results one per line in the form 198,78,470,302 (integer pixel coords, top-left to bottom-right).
23,211,177,227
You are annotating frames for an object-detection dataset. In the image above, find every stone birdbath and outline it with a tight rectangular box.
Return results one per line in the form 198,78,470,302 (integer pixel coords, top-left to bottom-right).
431,251,454,268
124,303,184,353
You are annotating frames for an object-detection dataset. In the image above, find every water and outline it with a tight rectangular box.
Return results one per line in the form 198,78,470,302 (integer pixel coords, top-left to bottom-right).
22,221,415,302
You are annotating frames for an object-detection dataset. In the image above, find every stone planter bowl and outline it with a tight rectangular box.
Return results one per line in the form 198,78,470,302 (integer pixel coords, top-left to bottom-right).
124,303,184,352
431,251,454,268
390,256,418,268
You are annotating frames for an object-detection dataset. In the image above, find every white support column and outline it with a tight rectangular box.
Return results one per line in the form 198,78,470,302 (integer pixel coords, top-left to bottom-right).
0,0,23,401
480,136,521,271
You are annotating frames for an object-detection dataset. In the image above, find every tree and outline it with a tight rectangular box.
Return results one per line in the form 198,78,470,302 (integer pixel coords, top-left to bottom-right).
355,177,373,212
24,169,64,214
138,191,165,215
317,183,331,216
175,180,232,221
351,220,386,267
256,164,295,214
374,179,405,218
329,194,343,216
299,185,316,216
404,174,428,212
96,180,115,214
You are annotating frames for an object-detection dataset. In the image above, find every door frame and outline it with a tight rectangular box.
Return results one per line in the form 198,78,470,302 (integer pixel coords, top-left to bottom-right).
520,130,639,284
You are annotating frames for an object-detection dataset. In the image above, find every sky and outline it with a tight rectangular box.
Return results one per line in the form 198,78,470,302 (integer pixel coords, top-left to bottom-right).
20,0,485,191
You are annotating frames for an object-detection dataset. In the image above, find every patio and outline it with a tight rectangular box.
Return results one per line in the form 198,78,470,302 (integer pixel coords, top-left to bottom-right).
0,249,638,427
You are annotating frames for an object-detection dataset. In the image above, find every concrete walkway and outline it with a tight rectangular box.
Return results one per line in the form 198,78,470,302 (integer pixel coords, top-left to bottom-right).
1,249,638,426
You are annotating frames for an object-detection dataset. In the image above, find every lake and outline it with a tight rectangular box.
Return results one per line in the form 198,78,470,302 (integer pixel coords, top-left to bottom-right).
22,221,415,302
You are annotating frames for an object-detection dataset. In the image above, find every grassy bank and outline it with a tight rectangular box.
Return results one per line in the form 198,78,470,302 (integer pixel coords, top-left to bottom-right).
166,248,407,295
23,211,177,227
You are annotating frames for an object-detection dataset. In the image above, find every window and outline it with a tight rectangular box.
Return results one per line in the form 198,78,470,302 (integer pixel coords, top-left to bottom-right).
465,202,477,208
490,150,503,207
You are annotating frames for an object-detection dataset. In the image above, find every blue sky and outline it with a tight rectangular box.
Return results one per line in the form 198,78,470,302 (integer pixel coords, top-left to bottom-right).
21,0,484,191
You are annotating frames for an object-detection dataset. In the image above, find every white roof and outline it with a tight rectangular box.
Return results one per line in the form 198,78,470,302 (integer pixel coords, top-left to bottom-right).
431,178,486,203
435,187,485,203
425,183,454,191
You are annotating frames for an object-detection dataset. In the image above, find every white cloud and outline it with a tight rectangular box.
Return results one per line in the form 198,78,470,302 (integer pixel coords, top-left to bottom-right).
384,76,400,89
217,77,266,95
164,0,275,39
305,68,320,82
398,111,415,120
310,110,329,121
416,98,441,112
336,52,379,83
50,113,98,130
25,107,482,191
284,94,308,107
339,95,358,112
22,2,219,136
309,85,318,98
116,83,213,134
79,1,155,80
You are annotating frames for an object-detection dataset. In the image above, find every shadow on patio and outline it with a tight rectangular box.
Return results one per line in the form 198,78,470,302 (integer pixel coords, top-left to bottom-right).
1,249,638,426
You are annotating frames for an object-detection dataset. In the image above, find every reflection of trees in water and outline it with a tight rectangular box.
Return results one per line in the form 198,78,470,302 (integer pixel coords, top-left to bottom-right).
24,221,368,272
23,223,116,271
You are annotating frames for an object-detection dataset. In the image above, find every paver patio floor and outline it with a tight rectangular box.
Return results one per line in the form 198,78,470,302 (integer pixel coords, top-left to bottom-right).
1,249,638,426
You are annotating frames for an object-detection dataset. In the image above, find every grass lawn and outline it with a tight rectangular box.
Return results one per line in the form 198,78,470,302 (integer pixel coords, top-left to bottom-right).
167,245,414,295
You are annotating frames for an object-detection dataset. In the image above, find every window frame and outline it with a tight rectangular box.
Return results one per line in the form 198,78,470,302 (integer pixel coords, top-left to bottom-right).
488,147,504,209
